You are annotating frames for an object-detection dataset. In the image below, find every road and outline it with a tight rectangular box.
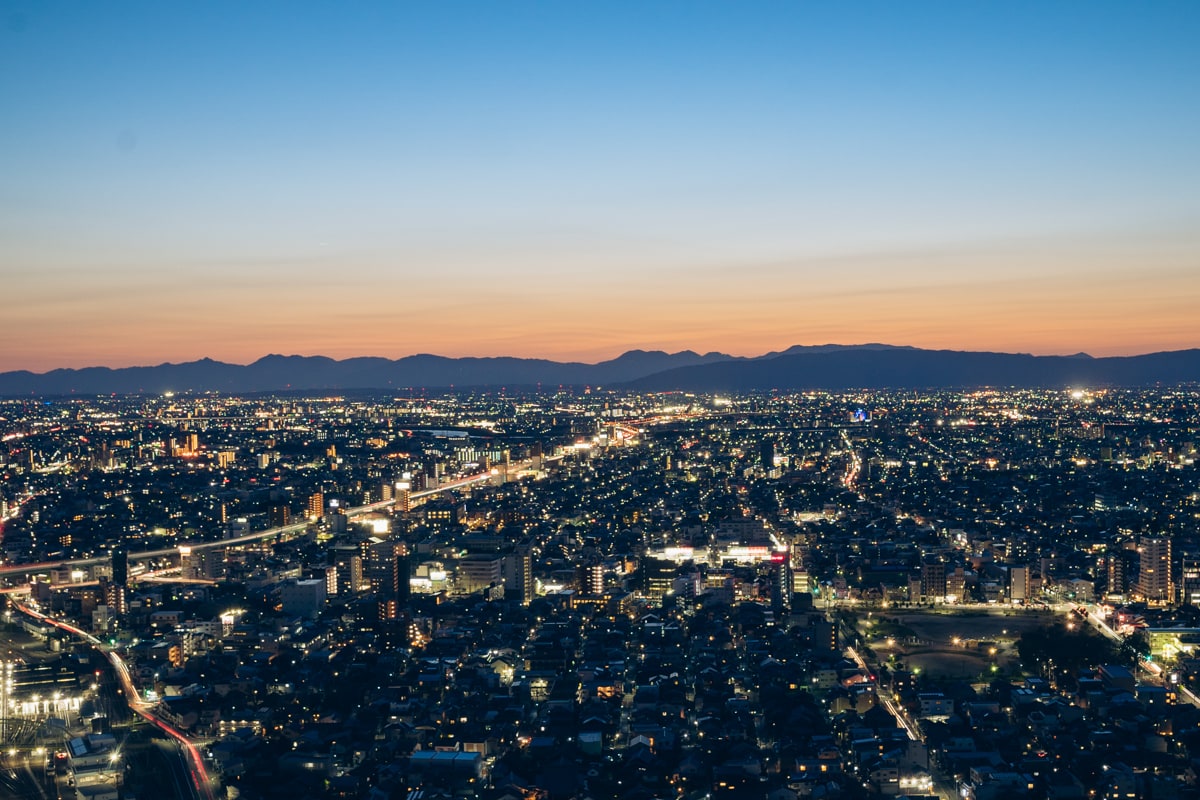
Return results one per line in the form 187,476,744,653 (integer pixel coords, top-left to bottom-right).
839,617,956,800
845,643,920,742
12,603,215,800
158,739,195,800
0,455,551,581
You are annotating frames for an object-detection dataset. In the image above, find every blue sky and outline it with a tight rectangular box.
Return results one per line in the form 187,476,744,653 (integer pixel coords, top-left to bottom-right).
3,1,1199,369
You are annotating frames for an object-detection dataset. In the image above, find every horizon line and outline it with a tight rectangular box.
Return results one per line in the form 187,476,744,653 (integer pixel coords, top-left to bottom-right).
5,342,1200,376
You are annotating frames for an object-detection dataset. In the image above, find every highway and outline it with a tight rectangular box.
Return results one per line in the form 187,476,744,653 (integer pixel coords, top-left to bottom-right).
12,603,216,800
0,455,550,581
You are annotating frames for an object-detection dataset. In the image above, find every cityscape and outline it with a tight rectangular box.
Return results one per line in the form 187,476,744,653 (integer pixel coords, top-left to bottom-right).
1,386,1200,799
4,2,1200,800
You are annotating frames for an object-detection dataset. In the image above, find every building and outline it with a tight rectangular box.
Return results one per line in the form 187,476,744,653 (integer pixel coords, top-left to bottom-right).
771,555,791,614
760,438,776,469
921,559,946,602
67,733,124,799
307,491,325,520
1137,537,1173,604
392,548,411,603
102,579,127,617
644,558,678,601
503,550,534,605
111,547,128,587
1107,546,1138,597
424,503,460,528
579,562,605,595
269,504,291,527
332,547,364,596
1009,565,1030,603
281,578,326,619
378,598,408,625
456,554,503,595
1182,557,1200,607
811,617,838,655
394,482,412,513
366,539,408,595
183,548,226,580
946,567,967,603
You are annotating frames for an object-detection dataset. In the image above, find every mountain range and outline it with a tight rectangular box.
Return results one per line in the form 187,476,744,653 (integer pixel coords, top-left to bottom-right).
1,344,1198,396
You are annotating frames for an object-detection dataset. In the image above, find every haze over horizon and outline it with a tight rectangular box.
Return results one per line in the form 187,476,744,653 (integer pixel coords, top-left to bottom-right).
3,1,1199,373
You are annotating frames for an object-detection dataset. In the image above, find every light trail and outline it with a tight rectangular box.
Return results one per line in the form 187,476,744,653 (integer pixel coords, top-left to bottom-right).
0,456,552,580
839,430,863,492
845,644,919,742
12,603,215,800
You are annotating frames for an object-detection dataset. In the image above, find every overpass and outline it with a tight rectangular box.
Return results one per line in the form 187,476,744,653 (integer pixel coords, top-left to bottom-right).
0,455,551,582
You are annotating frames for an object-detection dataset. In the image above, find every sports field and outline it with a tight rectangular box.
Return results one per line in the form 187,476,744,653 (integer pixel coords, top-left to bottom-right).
859,607,1061,678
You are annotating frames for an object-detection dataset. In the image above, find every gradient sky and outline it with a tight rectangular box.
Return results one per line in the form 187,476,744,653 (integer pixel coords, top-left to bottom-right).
3,1,1199,372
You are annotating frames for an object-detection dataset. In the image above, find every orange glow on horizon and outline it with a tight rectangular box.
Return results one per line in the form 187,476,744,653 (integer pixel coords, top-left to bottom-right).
5,235,1198,372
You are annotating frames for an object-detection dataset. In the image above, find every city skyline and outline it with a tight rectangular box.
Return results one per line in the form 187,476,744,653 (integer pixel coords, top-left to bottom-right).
3,1,1200,372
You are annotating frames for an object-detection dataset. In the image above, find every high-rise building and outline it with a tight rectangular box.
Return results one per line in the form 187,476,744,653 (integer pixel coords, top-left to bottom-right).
102,578,127,617
1182,558,1200,607
333,547,364,596
811,617,838,655
309,565,338,597
1009,565,1030,603
393,549,411,604
579,562,605,595
307,491,325,520
268,504,290,527
1107,546,1139,596
366,539,408,595
111,547,128,588
645,558,678,601
760,438,776,469
378,598,405,622
194,549,226,580
394,478,412,513
502,550,534,605
946,567,967,603
771,555,791,615
178,546,193,579
921,559,946,602
1138,537,1174,604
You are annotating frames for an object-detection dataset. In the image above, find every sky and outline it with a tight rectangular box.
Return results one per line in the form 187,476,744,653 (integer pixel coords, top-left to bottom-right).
2,1,1199,372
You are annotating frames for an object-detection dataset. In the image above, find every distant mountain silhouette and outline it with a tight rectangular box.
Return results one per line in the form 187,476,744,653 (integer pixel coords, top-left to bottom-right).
1,345,1197,396
755,342,920,360
0,349,735,395
628,347,1200,391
